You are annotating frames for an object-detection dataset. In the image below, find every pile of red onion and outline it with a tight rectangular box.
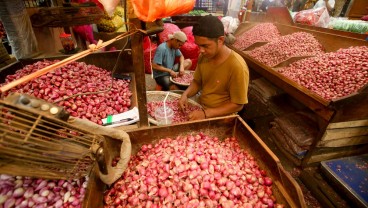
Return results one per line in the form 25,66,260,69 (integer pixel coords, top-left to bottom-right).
104,133,283,207
0,174,88,208
1,60,132,125
232,23,281,51
172,71,194,86
246,32,325,67
147,99,201,124
278,46,368,100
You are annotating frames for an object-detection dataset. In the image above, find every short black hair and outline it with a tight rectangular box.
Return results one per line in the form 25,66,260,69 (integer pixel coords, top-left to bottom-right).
193,15,224,38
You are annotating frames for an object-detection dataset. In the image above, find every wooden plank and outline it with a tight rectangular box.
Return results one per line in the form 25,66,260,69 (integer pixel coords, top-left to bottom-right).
274,23,368,52
327,119,368,129
321,126,368,141
307,145,368,164
346,0,368,19
293,23,367,40
330,93,368,123
318,135,368,147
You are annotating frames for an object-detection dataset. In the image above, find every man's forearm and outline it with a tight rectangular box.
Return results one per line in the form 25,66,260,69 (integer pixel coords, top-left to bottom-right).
152,63,171,73
183,81,200,98
204,102,243,118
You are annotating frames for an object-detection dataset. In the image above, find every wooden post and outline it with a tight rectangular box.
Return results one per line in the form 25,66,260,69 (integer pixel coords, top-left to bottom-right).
245,0,254,21
129,18,149,127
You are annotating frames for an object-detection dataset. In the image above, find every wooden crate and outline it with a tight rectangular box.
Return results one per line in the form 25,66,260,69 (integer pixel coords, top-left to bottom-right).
83,115,307,208
230,22,368,167
0,42,10,63
0,51,139,127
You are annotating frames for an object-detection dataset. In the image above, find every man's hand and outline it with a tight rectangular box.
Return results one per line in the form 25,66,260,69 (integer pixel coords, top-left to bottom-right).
188,110,206,121
179,94,188,111
179,70,185,76
170,71,178,78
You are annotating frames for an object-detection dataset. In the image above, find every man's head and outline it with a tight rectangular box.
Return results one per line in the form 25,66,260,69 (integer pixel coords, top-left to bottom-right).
168,31,187,48
192,15,225,59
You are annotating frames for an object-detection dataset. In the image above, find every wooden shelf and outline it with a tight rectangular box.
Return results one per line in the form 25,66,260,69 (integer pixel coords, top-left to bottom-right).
231,22,368,167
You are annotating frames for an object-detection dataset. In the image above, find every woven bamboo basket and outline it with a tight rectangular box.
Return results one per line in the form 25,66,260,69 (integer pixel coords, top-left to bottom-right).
146,91,202,125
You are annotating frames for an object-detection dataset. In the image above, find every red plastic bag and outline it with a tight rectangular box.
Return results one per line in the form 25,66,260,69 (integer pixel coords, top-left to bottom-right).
131,0,195,22
181,41,199,59
189,58,198,71
181,26,195,42
158,23,181,43
143,37,157,74
294,7,330,28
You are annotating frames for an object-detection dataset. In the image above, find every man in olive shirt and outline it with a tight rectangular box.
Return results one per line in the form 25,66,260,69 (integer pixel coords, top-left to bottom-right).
179,15,249,120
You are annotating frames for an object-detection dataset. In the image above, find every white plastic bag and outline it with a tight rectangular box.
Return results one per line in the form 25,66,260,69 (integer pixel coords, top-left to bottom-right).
98,0,120,16
221,16,239,34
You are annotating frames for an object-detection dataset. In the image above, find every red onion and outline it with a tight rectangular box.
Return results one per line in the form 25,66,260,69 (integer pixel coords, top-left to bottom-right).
1,60,133,125
246,32,325,67
278,46,368,100
0,174,87,208
103,134,283,207
233,23,281,50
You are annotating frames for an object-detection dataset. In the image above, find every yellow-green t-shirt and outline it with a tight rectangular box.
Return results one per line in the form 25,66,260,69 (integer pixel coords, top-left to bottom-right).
194,50,249,108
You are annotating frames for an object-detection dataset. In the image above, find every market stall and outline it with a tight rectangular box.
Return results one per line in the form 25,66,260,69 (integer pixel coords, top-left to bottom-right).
230,21,368,167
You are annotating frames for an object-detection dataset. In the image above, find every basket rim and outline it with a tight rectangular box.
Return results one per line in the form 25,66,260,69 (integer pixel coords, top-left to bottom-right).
170,70,194,86
146,91,202,125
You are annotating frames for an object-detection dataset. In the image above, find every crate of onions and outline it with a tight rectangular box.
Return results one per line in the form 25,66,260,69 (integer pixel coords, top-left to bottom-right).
83,116,307,208
0,52,138,126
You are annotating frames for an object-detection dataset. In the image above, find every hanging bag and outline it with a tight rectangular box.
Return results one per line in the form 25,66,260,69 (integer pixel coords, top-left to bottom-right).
131,0,195,22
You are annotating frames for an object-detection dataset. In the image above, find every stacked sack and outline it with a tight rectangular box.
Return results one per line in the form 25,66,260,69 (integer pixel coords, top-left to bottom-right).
143,36,158,74
144,23,200,74
269,111,318,158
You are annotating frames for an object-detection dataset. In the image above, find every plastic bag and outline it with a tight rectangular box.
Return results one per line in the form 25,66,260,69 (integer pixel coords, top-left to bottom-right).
143,37,157,74
221,16,239,34
294,6,330,28
131,0,195,22
181,26,195,42
158,23,181,43
330,19,368,34
181,42,199,59
189,58,198,71
98,0,120,16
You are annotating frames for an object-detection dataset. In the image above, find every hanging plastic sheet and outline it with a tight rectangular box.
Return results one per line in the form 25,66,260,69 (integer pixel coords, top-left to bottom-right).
131,0,195,22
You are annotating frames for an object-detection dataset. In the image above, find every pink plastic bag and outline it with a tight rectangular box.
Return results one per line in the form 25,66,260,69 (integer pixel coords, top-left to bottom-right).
158,23,181,43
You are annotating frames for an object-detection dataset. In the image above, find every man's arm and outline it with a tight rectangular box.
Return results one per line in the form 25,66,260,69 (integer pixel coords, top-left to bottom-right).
152,62,178,77
179,55,185,73
188,102,243,120
179,80,201,110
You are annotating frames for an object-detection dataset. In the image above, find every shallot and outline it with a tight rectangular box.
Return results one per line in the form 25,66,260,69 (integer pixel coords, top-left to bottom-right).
278,46,368,100
232,23,281,50
104,133,283,207
246,32,325,67
1,60,132,125
0,175,88,207
147,99,201,124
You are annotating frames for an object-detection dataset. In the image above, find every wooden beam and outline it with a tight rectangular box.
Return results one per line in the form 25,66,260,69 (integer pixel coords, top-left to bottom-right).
129,18,149,127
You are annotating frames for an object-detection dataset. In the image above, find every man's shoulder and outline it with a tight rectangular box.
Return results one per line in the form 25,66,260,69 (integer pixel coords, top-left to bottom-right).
230,51,247,65
157,42,168,50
